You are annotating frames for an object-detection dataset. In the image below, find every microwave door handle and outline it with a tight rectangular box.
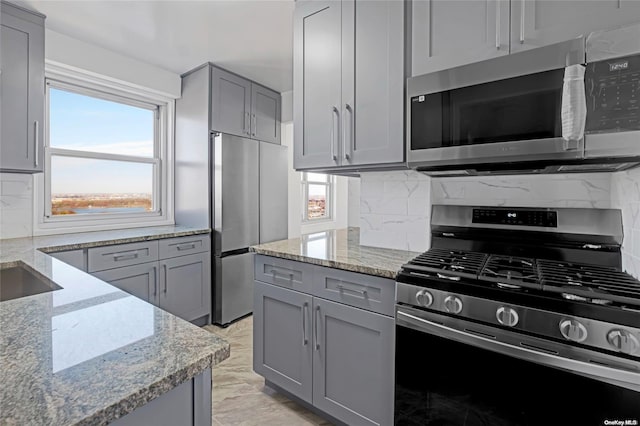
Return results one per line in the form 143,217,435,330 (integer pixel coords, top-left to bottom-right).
495,1,500,49
396,310,640,391
520,0,525,44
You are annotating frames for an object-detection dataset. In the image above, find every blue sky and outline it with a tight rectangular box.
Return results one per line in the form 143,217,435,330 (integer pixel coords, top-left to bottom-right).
49,88,154,194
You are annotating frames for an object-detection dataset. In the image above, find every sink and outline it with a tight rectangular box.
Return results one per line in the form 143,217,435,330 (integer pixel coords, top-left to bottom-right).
0,262,62,302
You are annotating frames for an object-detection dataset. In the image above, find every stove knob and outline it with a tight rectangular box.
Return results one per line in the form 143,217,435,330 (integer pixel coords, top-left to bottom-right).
607,329,640,355
496,307,519,327
559,319,588,343
443,295,463,314
415,290,434,307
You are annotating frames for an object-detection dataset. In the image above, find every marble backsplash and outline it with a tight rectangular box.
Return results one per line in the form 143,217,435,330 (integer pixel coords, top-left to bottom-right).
359,170,639,279
0,173,34,239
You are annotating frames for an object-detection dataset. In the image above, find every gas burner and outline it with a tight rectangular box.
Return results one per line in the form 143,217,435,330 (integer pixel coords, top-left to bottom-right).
402,248,487,280
479,255,540,289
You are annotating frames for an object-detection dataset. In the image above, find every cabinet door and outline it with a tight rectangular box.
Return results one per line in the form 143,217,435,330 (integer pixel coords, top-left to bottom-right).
0,5,44,173
511,0,640,54
341,0,405,167
253,281,313,404
92,263,158,304
251,84,281,144
210,67,252,137
50,249,86,271
411,0,510,77
293,0,342,169
159,252,211,321
312,298,394,426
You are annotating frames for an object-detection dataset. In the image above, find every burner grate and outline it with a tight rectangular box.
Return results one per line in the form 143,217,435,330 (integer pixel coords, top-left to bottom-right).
403,248,487,280
538,260,640,306
479,255,541,290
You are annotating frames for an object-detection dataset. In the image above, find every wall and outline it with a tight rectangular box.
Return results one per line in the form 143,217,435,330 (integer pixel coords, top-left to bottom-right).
611,167,640,278
0,31,182,240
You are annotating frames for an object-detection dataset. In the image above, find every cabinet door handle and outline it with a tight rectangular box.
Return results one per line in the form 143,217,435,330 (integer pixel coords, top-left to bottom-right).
251,113,257,136
495,1,501,49
163,264,168,294
520,0,525,44
34,121,39,167
113,251,139,261
245,112,251,135
344,104,353,161
302,301,308,345
152,265,157,297
330,106,339,162
315,306,321,350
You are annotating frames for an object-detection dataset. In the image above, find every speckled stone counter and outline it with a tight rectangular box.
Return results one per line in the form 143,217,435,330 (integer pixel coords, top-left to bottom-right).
250,227,419,279
0,226,230,425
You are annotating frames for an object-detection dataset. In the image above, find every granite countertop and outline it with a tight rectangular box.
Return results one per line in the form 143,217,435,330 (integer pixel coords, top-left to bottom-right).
250,227,419,279
0,226,230,426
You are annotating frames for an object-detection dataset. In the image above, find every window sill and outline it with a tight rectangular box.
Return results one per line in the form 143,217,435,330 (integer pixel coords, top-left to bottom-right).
33,217,174,237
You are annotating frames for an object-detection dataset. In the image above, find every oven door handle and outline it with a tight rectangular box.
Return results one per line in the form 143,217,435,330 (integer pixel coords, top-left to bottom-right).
396,310,640,391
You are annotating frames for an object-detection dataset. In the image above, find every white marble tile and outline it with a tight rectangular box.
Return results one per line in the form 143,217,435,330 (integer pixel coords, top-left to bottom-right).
408,197,430,216
381,215,427,235
360,229,407,251
359,214,383,231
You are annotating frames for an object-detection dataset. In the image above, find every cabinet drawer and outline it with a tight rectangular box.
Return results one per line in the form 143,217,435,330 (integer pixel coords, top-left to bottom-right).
159,235,210,259
88,241,159,272
254,255,313,293
312,266,395,317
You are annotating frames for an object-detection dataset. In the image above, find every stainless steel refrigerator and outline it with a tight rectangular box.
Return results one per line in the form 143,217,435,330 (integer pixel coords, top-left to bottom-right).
211,133,288,325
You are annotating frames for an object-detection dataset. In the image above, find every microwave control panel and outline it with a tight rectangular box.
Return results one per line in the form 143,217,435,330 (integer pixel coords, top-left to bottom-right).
585,53,640,134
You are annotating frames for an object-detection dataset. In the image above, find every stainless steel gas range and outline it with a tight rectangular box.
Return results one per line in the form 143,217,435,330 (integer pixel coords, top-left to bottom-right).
395,205,640,426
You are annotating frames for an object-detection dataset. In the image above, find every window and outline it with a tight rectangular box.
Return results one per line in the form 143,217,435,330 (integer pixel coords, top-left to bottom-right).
301,172,333,221
36,74,173,233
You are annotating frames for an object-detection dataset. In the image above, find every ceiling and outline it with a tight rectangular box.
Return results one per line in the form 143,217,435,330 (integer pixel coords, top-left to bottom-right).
18,0,295,92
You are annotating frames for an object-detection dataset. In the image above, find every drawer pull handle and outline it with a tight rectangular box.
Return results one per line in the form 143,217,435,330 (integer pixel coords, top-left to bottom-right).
337,284,368,298
113,251,139,261
176,243,197,251
270,269,294,281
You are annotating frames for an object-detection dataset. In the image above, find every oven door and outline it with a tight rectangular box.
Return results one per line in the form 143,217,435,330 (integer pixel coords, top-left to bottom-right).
395,306,640,426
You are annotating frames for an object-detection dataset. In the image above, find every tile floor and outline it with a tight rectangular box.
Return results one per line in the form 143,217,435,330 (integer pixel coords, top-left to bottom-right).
204,316,332,426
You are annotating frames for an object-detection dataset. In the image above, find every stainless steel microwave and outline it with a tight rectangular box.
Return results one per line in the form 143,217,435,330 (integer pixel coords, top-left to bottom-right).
407,23,640,176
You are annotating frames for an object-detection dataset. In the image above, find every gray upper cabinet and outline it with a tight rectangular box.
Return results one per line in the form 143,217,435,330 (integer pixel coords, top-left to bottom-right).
253,280,313,403
293,0,342,170
251,84,281,144
293,0,406,171
511,0,640,54
312,297,394,426
411,0,510,76
209,65,281,144
0,2,44,173
210,67,252,138
159,252,211,322
412,0,640,77
342,0,405,166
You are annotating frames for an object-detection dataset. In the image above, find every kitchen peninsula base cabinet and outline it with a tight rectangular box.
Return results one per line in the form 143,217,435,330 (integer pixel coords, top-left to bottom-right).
253,255,395,426
112,369,212,426
52,234,212,324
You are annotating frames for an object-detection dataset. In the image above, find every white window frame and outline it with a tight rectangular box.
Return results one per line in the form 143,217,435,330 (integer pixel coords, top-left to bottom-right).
301,172,333,222
34,64,174,235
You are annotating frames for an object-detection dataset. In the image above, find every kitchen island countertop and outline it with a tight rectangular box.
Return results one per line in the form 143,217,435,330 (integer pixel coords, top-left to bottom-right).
0,226,229,426
250,227,419,279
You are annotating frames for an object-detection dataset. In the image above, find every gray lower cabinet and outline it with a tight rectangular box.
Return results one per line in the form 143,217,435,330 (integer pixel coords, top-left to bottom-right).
0,1,45,173
49,249,87,271
159,252,211,322
313,297,394,426
93,263,158,304
112,368,211,426
253,280,313,403
253,257,395,426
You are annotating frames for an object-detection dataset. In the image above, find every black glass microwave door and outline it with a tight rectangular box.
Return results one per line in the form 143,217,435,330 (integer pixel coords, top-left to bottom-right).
411,69,564,150
395,325,640,426
586,54,640,134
